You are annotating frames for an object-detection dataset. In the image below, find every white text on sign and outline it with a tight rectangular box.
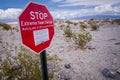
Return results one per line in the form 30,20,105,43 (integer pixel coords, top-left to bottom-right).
30,11,48,20
20,20,52,27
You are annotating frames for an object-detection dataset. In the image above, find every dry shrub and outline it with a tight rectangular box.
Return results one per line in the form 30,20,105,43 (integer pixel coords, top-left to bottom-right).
80,24,87,31
66,21,73,24
64,25,72,37
88,19,99,31
73,22,78,26
59,24,65,30
0,23,11,30
112,19,120,25
91,24,99,31
72,31,92,48
0,47,42,80
0,47,61,80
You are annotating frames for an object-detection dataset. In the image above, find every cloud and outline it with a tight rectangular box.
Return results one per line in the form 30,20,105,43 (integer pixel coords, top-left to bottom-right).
0,5,119,21
95,4,120,13
51,4,120,19
95,4,113,13
51,9,96,19
0,8,22,19
57,0,120,7
114,6,120,12
51,0,63,3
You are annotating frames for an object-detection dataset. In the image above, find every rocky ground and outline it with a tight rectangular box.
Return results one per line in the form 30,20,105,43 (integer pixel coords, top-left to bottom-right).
0,19,120,80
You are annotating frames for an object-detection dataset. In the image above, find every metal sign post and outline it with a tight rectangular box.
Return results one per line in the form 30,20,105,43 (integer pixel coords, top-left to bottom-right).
40,50,49,80
19,2,54,80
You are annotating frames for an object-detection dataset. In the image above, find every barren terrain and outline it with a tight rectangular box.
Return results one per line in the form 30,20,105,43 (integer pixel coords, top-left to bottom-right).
0,19,120,80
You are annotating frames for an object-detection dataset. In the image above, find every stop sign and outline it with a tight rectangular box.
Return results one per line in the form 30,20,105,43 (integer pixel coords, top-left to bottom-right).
18,2,54,53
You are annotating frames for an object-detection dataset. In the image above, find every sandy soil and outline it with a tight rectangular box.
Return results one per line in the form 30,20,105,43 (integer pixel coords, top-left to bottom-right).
0,20,120,80
48,21,120,80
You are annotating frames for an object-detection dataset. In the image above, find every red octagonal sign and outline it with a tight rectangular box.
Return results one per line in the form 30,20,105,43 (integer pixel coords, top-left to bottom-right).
18,2,54,53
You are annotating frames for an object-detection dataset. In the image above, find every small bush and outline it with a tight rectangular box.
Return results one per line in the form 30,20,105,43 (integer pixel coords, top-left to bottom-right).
66,21,73,24
79,21,84,24
80,24,86,31
59,25,65,30
0,47,61,80
72,31,92,48
91,24,99,31
0,48,42,80
112,19,120,25
87,19,100,31
64,25,72,37
0,23,11,30
73,22,78,26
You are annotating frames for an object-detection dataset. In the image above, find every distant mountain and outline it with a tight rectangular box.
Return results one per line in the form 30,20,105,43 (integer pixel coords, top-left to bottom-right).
0,15,120,22
0,19,17,23
72,15,120,20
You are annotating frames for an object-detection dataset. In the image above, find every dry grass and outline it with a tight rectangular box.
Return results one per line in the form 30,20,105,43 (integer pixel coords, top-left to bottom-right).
0,23,11,30
0,46,61,80
63,25,73,37
72,31,92,48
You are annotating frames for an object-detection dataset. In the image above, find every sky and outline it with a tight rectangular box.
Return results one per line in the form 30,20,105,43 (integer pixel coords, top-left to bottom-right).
0,0,120,22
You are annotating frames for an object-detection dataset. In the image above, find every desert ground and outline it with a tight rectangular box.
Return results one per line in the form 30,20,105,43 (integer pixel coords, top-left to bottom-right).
0,19,120,80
